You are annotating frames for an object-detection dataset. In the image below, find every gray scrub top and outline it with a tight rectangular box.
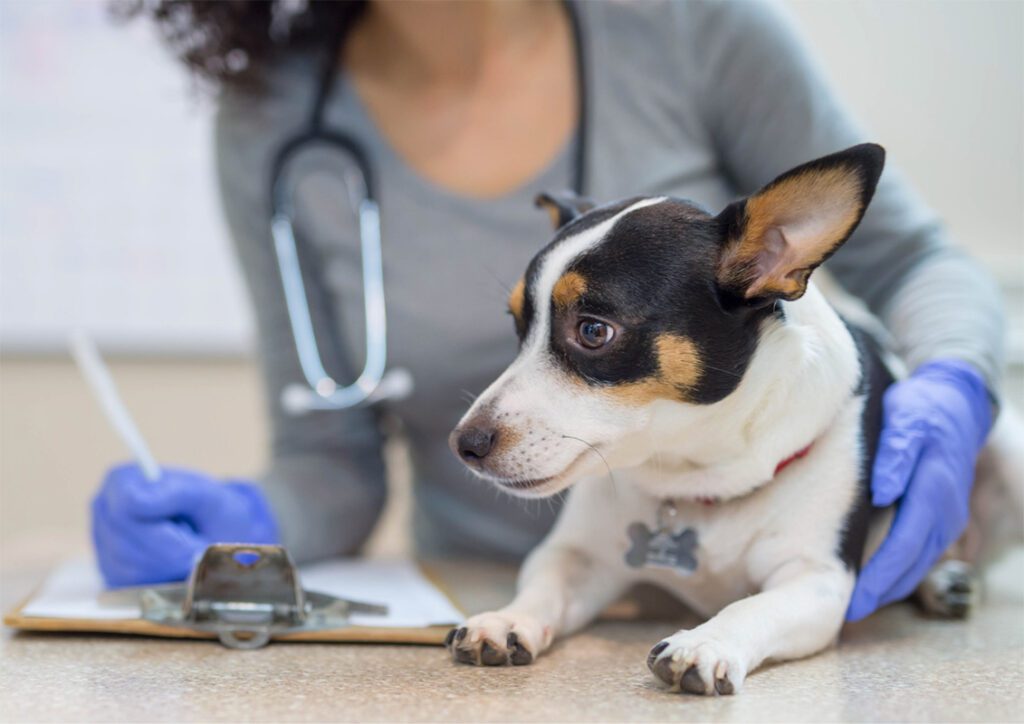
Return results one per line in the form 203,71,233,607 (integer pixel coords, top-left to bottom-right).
214,0,1005,563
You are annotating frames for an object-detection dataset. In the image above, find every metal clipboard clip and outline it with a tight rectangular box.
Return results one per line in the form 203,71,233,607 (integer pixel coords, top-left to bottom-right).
139,544,388,649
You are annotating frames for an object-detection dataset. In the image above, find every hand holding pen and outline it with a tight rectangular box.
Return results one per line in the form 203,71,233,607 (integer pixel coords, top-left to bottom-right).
71,332,279,587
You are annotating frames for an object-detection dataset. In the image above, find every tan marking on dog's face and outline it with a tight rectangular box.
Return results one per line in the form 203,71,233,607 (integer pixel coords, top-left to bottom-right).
508,277,526,322
598,333,703,406
551,271,587,309
654,334,703,389
719,165,863,301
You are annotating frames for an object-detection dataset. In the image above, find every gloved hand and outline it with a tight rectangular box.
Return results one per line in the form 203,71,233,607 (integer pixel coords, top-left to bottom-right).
92,464,279,588
847,359,992,621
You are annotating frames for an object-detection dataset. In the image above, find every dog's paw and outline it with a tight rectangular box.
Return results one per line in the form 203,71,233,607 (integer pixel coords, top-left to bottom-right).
444,611,551,667
917,559,976,619
647,630,747,695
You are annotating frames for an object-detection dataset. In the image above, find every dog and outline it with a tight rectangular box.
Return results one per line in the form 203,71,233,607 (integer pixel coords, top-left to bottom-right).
445,144,1023,695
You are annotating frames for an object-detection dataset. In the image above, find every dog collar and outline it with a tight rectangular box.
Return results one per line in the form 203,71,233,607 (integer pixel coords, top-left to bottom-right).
693,442,814,507
773,443,813,476
623,442,816,573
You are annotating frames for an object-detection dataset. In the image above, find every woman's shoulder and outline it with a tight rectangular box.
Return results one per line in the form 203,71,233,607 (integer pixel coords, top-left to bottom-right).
578,0,790,56
215,50,320,155
580,0,784,26
577,0,800,113
213,50,327,216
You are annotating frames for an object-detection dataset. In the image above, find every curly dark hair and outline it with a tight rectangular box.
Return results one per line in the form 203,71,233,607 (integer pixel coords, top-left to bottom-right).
115,0,367,87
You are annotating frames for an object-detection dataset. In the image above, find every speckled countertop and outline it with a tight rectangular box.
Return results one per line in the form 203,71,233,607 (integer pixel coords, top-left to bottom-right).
2,554,1023,723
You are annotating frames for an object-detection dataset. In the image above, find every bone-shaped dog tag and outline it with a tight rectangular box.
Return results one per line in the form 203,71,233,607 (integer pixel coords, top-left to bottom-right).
624,500,698,573
625,522,699,573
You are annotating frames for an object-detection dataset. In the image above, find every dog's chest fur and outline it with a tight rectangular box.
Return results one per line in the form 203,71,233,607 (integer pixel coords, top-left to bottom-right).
545,288,883,618
561,391,866,617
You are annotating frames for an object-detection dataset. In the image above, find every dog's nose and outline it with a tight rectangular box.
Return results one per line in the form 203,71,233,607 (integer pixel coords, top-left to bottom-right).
453,426,496,463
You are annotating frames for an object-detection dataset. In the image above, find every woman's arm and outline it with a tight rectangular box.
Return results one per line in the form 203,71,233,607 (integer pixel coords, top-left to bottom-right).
684,0,1005,397
215,90,387,564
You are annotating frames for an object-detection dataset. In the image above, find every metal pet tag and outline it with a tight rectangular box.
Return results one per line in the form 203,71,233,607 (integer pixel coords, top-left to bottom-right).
624,501,698,573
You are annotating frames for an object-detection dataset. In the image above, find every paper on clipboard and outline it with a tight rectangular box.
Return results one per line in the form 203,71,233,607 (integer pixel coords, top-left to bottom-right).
18,557,464,630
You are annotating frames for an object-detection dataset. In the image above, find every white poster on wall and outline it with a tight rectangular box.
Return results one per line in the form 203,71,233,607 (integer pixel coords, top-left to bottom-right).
0,0,253,355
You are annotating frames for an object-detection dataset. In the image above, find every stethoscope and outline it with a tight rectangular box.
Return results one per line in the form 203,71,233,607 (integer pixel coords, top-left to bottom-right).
269,2,587,415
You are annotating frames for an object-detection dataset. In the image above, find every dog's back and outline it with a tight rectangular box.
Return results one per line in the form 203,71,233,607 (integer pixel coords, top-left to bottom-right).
837,319,896,569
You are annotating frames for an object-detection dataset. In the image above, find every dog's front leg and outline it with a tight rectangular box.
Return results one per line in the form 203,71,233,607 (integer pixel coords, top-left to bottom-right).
648,559,854,695
447,542,628,666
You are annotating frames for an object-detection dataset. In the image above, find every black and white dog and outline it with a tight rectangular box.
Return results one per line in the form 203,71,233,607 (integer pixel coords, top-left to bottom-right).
446,144,1023,694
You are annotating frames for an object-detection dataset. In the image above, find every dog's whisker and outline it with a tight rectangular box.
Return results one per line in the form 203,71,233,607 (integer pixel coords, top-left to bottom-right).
700,361,745,379
480,263,515,301
561,434,616,487
561,436,622,509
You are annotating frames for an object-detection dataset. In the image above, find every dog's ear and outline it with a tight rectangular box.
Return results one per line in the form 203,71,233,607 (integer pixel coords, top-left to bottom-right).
715,143,885,305
534,191,596,229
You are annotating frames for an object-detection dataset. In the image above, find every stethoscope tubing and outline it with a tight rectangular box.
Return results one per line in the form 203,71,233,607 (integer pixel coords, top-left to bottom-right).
269,1,586,414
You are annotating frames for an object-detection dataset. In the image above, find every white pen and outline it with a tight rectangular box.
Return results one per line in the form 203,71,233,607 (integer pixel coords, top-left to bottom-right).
69,330,162,482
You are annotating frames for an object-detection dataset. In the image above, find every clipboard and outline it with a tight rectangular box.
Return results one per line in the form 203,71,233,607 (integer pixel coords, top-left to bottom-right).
4,544,464,648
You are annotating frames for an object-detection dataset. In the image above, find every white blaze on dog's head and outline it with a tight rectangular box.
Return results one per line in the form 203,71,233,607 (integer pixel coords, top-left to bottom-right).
450,145,885,498
450,197,667,495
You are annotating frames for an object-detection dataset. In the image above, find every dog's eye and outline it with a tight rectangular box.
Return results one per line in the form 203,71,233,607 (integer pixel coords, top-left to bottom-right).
577,319,614,349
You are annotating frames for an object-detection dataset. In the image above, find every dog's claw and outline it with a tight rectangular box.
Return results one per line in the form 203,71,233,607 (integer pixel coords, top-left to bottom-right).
918,560,977,619
648,632,746,695
447,612,543,667
507,632,533,666
949,577,971,594
647,641,669,671
943,594,971,618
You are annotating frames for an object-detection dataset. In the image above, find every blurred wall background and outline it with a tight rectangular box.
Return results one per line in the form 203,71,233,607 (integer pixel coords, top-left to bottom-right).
1,1,1021,572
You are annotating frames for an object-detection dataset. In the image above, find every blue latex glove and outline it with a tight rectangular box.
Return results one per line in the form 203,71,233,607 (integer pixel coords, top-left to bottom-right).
847,359,992,621
92,463,279,588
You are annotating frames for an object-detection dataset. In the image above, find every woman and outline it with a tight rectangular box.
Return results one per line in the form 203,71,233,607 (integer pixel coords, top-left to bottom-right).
93,0,1002,622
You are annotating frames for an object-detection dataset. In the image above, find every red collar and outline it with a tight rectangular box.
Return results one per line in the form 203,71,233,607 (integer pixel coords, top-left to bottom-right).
773,443,813,476
695,442,814,507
